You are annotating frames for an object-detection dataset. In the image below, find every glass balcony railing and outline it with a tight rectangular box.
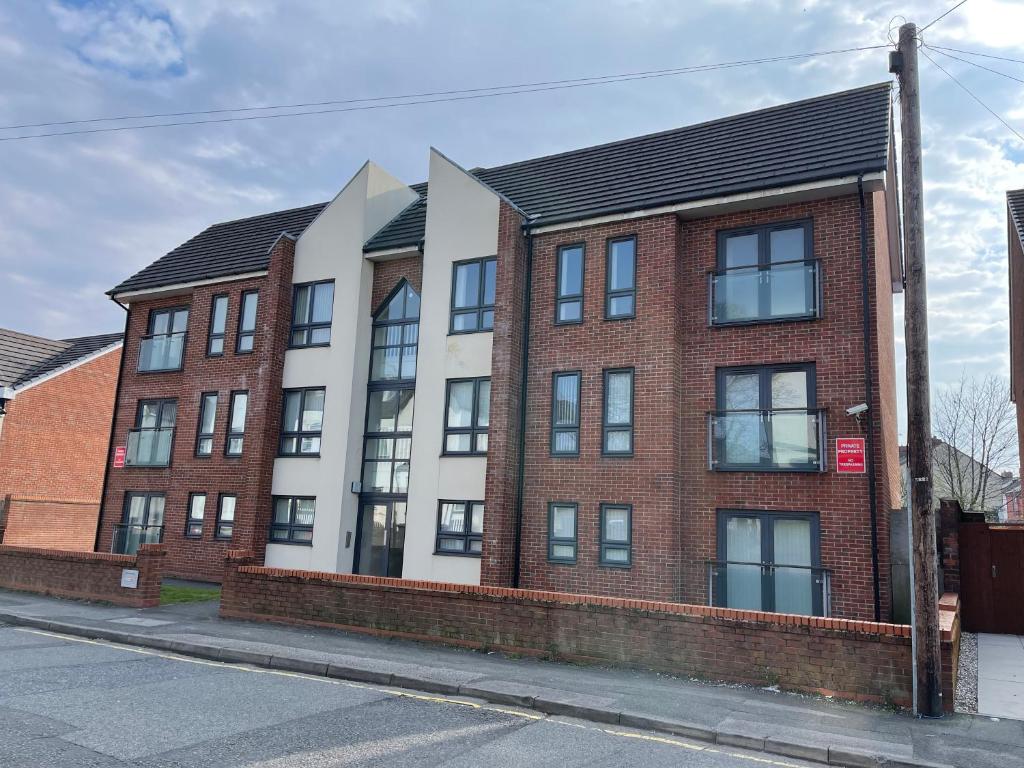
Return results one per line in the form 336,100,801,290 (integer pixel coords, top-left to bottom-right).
707,408,826,472
138,332,186,372
111,524,164,555
706,560,832,617
709,260,820,325
126,427,174,467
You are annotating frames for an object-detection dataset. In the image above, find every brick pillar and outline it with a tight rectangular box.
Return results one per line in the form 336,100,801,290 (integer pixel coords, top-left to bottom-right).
220,549,256,615
481,203,529,586
135,543,167,608
937,498,962,594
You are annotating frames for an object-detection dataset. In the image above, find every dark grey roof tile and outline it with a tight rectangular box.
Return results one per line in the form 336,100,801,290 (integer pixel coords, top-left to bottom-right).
0,329,123,388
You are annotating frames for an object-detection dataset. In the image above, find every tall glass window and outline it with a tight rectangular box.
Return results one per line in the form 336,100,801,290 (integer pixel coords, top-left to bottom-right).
602,368,634,456
605,236,636,319
279,388,325,456
195,392,217,456
556,244,584,324
450,257,496,333
551,371,581,456
291,281,335,347
225,391,248,456
236,291,258,353
207,295,228,356
443,378,490,455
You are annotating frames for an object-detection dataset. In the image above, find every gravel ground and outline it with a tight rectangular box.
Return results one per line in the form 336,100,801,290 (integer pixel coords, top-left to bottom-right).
956,631,978,713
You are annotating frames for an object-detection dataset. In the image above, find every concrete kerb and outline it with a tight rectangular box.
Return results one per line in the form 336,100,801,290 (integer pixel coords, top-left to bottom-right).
0,611,953,768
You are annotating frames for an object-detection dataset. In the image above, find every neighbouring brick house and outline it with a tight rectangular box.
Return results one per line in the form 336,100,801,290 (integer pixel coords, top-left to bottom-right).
0,328,122,550
97,83,904,621
1008,188,1024,511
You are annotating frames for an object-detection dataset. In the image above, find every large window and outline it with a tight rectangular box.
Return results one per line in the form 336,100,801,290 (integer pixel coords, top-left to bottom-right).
185,493,205,538
215,494,236,539
370,283,419,382
207,295,228,356
605,236,636,319
548,502,578,563
270,497,315,545
195,392,217,457
714,510,825,616
711,364,824,471
435,500,484,555
225,391,248,456
362,390,414,494
280,388,325,456
450,257,496,333
126,398,176,467
602,368,633,456
599,504,632,566
139,306,188,372
555,244,584,324
443,378,490,455
114,492,165,554
551,371,581,456
710,221,819,325
291,281,334,348
236,291,258,353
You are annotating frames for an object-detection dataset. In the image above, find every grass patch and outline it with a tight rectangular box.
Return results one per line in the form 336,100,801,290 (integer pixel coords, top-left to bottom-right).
160,585,221,605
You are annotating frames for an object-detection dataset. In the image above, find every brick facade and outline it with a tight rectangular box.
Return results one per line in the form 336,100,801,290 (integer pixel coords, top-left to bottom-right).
0,346,120,550
371,255,423,312
97,237,295,582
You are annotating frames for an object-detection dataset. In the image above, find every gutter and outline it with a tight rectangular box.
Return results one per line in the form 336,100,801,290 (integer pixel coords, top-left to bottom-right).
93,298,130,554
858,175,883,622
512,220,536,588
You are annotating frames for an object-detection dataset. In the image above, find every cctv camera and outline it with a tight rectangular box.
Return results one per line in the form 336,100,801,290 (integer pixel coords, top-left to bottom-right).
846,403,869,417
0,386,13,415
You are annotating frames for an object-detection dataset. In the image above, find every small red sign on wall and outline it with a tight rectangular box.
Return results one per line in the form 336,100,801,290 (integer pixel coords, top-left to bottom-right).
836,437,866,474
113,445,126,468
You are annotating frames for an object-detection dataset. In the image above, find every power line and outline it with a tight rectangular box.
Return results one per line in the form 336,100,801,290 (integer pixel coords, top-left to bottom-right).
920,0,968,34
925,45,1024,85
920,48,1024,144
926,44,1024,66
0,44,887,143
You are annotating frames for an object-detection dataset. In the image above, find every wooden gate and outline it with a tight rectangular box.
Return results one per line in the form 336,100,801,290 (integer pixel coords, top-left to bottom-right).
960,522,1024,634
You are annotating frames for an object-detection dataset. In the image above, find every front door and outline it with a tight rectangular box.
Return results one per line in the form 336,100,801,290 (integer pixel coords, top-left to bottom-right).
355,500,407,577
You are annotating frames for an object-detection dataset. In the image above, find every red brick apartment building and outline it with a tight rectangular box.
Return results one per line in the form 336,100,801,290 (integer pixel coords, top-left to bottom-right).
1008,189,1024,496
97,83,904,621
0,329,122,549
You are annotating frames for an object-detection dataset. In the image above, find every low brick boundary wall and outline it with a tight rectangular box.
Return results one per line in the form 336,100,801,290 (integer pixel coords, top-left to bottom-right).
0,543,165,608
220,551,962,710
0,495,99,551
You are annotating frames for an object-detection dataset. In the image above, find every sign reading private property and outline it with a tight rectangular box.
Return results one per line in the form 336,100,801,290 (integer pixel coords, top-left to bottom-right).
836,437,866,473
113,446,126,468
120,569,139,589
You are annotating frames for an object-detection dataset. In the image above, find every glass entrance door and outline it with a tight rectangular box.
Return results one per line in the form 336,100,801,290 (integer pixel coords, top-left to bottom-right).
355,500,407,577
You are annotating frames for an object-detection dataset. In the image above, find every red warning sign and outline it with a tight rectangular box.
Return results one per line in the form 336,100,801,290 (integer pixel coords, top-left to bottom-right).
836,438,866,474
113,445,127,468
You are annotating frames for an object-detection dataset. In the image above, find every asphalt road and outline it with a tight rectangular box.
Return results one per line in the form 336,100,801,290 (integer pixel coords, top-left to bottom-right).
0,625,822,767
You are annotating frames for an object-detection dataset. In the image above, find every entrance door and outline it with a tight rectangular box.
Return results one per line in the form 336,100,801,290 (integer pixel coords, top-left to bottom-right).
118,492,165,554
962,523,1024,634
355,500,407,577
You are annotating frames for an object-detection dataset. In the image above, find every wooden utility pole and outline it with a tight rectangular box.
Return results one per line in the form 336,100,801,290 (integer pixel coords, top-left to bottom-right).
891,22,943,718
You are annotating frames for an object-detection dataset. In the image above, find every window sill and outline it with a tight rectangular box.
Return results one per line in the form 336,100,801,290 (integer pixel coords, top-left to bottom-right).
440,451,488,458
710,314,820,329
604,314,636,322
276,452,322,459
184,534,203,540
447,328,494,337
712,465,824,473
137,368,184,375
598,561,632,569
433,550,482,558
268,540,314,547
553,320,583,327
547,558,577,565
601,451,634,459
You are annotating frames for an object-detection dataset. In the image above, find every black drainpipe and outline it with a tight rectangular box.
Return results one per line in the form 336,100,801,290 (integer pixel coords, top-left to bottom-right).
93,297,130,554
511,221,535,588
858,175,883,622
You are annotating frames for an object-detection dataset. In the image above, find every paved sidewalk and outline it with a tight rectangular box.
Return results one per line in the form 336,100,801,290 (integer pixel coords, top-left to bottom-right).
1,589,1022,768
979,634,1024,720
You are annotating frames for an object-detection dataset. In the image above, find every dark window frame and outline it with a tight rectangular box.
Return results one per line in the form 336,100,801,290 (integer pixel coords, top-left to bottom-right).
442,377,490,456
601,367,634,457
127,398,177,467
434,499,484,556
270,496,315,546
116,491,166,554
279,387,325,457
550,370,581,457
605,235,637,320
235,290,259,354
224,390,248,457
194,391,218,458
449,256,497,335
547,501,578,563
214,493,237,540
207,294,229,357
369,280,419,385
185,492,206,538
599,502,632,567
290,280,335,349
555,243,585,326
139,305,189,373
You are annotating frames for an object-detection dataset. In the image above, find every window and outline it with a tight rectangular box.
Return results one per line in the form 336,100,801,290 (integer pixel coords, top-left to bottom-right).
280,388,325,456
270,497,315,544
711,221,819,325
139,306,188,372
291,281,334,348
114,492,165,554
443,378,490,454
195,392,217,457
215,494,236,539
185,493,205,538
605,236,636,319
370,282,419,382
711,364,823,471
450,257,496,333
551,372,581,456
555,244,584,324
362,389,414,494
548,502,577,563
236,291,258,353
602,368,633,456
225,391,248,456
207,295,228,356
715,510,824,616
435,501,484,555
599,503,632,566
126,398,176,466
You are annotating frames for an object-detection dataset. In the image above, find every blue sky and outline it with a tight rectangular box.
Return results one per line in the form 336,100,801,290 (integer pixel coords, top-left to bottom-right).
1,0,1022,442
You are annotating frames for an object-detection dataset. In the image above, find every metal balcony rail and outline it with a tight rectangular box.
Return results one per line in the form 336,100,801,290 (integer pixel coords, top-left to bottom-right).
705,559,832,617
707,408,827,472
138,331,186,372
111,524,164,555
125,427,174,467
708,259,821,325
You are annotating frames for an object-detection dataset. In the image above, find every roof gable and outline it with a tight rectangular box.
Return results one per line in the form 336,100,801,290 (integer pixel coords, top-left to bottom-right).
0,329,123,389
1009,189,1024,250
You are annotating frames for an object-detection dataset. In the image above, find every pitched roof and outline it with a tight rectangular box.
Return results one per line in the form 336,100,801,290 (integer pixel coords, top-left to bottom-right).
365,82,892,251
1009,189,1024,249
0,329,123,389
363,183,429,252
